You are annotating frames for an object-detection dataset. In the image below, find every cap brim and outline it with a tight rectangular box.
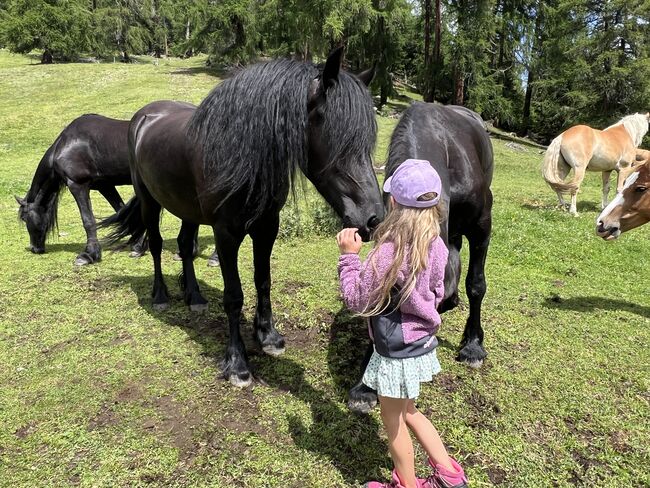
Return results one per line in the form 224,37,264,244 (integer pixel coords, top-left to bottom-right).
383,175,393,193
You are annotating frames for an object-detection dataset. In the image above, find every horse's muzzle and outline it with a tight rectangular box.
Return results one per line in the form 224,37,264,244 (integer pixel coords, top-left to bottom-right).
596,221,620,240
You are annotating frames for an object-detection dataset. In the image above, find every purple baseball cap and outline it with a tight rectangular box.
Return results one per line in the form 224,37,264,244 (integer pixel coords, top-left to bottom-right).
383,159,442,208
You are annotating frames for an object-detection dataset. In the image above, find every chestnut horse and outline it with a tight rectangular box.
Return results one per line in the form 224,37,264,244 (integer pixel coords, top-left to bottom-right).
596,151,650,239
542,113,649,216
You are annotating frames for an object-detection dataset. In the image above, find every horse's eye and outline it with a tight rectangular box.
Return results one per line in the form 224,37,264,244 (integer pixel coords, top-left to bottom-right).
635,186,647,193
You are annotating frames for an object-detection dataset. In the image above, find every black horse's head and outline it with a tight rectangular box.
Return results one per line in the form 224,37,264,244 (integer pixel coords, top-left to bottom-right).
304,48,384,240
15,195,50,253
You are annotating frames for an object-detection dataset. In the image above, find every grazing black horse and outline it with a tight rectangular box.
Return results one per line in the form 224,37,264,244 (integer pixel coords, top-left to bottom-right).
16,114,219,266
15,115,142,265
348,102,494,413
101,48,384,386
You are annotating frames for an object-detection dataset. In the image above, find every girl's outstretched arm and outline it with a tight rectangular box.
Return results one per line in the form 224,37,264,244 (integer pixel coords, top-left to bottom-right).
338,242,394,313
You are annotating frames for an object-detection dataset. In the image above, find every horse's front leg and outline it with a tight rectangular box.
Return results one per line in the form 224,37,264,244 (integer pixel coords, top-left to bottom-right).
178,221,208,312
214,225,251,387
249,215,285,356
68,182,101,266
457,207,492,368
347,342,377,414
601,170,612,209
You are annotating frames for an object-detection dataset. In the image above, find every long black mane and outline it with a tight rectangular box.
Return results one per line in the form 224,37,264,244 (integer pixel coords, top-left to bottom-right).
19,142,65,237
187,58,376,221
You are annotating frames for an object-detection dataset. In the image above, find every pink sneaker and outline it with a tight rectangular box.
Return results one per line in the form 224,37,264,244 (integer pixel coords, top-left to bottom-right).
364,469,432,488
427,458,468,488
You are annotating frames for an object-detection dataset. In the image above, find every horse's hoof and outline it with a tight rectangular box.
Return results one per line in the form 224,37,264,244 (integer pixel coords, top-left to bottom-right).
207,257,220,267
129,251,145,258
74,257,92,266
229,373,252,388
152,302,169,311
347,383,378,414
262,344,285,357
457,341,487,367
190,302,208,313
172,252,182,261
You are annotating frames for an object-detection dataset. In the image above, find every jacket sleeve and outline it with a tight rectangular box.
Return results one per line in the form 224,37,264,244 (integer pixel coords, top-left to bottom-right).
430,237,449,309
338,243,394,313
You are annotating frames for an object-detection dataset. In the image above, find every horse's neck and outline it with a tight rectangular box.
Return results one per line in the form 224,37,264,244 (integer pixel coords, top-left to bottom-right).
27,148,62,205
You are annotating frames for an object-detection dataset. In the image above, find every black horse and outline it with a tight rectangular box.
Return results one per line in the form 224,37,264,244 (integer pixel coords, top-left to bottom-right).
101,48,384,386
16,114,218,266
348,102,494,413
16,115,140,265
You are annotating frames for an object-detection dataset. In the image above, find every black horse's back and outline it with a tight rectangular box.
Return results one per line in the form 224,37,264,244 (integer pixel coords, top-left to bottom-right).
348,101,494,412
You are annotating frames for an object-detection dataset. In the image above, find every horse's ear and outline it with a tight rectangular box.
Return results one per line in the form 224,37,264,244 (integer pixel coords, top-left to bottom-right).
322,46,344,91
15,195,26,207
357,64,376,87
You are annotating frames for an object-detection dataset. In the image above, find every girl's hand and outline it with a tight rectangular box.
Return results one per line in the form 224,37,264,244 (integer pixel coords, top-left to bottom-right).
336,228,362,254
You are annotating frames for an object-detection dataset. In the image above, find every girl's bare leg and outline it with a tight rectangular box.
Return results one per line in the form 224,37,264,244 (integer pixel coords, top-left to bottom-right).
404,400,453,470
379,395,418,488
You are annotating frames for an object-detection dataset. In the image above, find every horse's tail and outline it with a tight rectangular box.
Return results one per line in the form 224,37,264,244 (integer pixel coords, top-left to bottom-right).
541,134,577,192
99,196,146,250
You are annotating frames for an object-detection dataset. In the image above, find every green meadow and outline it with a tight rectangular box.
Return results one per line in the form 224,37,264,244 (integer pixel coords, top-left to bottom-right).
0,50,648,487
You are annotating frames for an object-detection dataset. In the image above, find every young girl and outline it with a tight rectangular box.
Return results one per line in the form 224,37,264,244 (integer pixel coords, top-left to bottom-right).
336,159,468,488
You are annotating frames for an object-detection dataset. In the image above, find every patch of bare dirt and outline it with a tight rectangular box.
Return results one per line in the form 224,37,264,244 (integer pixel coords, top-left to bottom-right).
464,453,511,485
87,404,119,431
116,381,145,403
435,372,464,394
608,430,631,454
466,390,501,430
14,421,37,439
281,280,310,294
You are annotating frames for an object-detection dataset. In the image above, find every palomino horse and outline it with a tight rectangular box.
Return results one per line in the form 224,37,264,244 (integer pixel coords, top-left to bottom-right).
348,102,494,413
596,151,650,239
542,113,649,216
16,114,219,266
101,48,384,387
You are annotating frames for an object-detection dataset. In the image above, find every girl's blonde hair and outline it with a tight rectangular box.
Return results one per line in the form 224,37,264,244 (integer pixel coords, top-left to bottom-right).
359,192,443,317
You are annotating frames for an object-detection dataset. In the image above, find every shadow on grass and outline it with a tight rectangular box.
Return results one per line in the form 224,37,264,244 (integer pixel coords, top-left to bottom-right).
543,295,650,319
521,200,600,213
103,271,388,484
170,66,227,78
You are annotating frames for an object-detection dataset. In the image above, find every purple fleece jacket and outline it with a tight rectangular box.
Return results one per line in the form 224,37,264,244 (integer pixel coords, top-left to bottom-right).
338,237,449,344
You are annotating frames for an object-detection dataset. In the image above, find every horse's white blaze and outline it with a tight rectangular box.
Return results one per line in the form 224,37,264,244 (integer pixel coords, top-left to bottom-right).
597,172,639,222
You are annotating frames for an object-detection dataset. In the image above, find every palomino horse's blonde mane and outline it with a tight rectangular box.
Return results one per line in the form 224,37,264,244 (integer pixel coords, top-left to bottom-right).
605,113,649,147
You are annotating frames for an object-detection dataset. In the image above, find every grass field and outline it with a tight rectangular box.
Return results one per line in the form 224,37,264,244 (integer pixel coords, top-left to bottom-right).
1,50,649,487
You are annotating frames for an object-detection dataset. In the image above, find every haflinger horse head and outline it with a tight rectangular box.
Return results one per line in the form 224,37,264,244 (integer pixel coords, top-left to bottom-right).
304,47,384,241
15,195,48,254
596,152,650,239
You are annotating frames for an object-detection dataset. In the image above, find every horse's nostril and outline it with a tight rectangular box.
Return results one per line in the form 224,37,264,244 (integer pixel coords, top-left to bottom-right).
368,216,380,229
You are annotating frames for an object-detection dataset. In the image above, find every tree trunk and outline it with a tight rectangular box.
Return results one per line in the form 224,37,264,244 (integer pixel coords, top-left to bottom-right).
41,49,53,64
423,0,433,102
522,2,542,136
185,20,193,57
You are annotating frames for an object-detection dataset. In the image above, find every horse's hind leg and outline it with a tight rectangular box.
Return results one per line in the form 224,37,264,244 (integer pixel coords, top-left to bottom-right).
457,199,492,368
68,182,101,266
136,186,169,310
98,184,147,257
177,221,208,313
214,225,251,387
98,184,124,212
207,227,220,267
249,215,285,356
601,170,612,209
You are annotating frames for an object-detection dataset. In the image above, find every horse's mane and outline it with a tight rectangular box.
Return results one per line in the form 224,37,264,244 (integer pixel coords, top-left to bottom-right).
606,113,649,147
187,58,376,223
19,142,65,237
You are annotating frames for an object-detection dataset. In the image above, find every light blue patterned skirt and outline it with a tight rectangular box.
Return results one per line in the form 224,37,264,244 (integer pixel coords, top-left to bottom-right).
362,347,441,399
